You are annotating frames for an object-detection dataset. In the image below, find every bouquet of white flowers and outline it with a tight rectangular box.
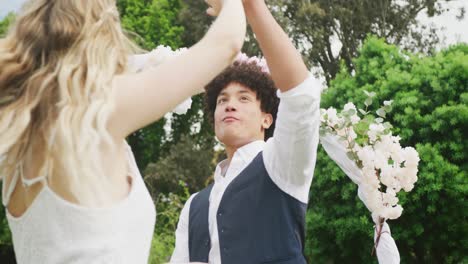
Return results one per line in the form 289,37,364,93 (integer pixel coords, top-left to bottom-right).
319,91,420,257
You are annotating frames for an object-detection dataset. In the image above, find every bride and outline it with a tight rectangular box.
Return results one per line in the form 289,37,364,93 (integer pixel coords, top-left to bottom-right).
0,0,245,263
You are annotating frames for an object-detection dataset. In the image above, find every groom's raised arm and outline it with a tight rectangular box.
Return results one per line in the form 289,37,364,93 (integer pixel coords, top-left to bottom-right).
246,0,321,203
244,0,309,91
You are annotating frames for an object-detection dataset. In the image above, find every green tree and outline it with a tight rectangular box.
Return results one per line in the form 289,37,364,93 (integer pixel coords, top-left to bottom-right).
0,195,14,263
117,0,187,171
144,134,215,198
0,13,17,264
148,186,191,263
118,0,184,49
142,132,217,263
307,37,467,263
177,0,460,84
0,13,15,37
119,0,220,174
282,0,455,83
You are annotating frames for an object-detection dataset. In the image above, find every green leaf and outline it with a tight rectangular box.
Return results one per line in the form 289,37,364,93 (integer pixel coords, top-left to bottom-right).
383,122,393,129
346,151,356,161
347,109,357,116
376,108,386,117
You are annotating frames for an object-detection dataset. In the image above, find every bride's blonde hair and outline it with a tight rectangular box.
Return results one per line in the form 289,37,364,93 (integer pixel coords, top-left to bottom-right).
0,0,136,206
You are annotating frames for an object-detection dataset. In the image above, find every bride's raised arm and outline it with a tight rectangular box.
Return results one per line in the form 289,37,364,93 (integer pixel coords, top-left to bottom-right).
108,0,246,140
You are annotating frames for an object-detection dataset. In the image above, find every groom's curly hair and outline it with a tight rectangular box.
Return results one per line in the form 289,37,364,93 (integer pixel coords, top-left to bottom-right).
204,61,279,140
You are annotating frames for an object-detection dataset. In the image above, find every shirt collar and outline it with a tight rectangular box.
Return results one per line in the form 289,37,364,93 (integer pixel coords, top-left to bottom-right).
215,140,265,180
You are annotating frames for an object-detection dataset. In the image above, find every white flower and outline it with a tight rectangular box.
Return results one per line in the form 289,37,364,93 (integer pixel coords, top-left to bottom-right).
379,134,401,154
357,146,375,168
344,102,357,111
385,204,403,220
236,52,250,62
391,150,404,166
402,183,415,192
144,46,188,69
380,165,395,187
320,109,327,123
172,97,193,115
326,108,339,127
145,45,174,67
405,166,419,178
353,144,362,153
348,127,358,141
368,123,385,142
362,167,380,188
369,123,385,133
373,149,389,169
383,189,399,206
402,147,420,166
361,188,382,212
336,127,347,137
350,114,361,124
397,166,418,192
236,53,270,73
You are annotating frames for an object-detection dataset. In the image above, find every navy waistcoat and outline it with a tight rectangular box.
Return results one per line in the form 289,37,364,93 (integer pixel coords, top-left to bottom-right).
189,152,308,264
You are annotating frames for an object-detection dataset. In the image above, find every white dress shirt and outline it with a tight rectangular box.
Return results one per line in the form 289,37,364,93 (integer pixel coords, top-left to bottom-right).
170,75,322,264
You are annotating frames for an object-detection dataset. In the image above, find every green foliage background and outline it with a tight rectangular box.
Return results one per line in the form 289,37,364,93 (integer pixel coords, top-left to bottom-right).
307,37,467,263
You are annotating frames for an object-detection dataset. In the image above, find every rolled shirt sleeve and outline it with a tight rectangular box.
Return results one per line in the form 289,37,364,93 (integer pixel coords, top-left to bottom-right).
263,74,322,203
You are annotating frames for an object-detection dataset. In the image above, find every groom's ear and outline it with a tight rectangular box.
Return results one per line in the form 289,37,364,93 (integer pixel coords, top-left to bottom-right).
261,113,273,130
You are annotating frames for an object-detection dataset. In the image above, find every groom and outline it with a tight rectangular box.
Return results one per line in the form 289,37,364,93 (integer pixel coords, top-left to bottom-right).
170,1,321,263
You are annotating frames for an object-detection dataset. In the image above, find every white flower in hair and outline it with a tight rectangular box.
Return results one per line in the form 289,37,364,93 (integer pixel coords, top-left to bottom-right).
235,52,270,74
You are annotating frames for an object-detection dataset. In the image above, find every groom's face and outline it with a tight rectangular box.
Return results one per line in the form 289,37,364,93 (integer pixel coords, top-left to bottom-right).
214,83,272,148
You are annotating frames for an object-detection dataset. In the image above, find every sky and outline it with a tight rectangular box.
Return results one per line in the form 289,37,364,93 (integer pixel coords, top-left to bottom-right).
417,0,468,47
0,0,22,19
